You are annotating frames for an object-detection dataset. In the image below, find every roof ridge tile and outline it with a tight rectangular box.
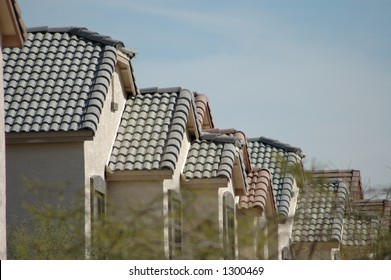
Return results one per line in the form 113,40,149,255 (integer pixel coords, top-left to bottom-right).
249,136,303,156
26,26,125,48
139,86,182,94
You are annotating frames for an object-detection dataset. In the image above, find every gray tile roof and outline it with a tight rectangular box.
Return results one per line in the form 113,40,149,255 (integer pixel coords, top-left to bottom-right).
292,179,349,243
342,215,381,246
248,137,303,220
3,26,124,133
108,87,193,172
183,137,237,180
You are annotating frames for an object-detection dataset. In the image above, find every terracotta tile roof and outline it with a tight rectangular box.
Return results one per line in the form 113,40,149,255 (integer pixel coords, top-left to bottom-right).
312,169,364,200
3,26,125,133
292,179,349,243
248,137,303,220
108,87,193,172
183,135,239,180
238,168,277,217
351,199,391,230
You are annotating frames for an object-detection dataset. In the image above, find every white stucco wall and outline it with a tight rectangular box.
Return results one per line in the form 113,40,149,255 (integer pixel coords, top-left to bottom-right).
83,70,127,244
0,35,7,260
278,180,299,259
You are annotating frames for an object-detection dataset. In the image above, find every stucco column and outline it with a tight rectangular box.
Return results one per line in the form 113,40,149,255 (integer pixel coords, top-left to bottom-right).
0,34,7,260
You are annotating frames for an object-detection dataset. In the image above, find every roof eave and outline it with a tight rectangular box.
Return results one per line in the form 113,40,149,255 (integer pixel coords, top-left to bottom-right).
116,51,137,96
181,176,229,189
232,152,247,196
6,130,94,143
105,168,173,181
0,0,27,47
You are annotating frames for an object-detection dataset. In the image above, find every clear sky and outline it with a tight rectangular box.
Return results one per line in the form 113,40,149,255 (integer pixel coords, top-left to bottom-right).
18,0,391,194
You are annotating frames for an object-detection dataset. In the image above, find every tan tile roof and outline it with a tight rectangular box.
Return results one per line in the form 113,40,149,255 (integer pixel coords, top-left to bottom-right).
312,169,364,200
351,199,391,230
238,168,277,217
194,93,214,130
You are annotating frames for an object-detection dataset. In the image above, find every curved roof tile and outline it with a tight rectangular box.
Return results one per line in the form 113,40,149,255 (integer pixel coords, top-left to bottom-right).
292,179,349,243
248,137,303,220
238,168,277,217
183,138,236,180
108,88,192,173
3,27,120,133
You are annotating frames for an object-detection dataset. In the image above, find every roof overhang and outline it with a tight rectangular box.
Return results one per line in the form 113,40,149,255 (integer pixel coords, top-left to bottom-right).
186,102,199,138
116,51,137,96
181,176,228,189
182,89,200,139
232,155,247,196
0,0,27,47
105,168,173,181
6,130,94,144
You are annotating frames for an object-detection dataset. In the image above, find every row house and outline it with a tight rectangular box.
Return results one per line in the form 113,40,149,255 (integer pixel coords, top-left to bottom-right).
2,27,305,259
291,170,391,259
5,26,388,260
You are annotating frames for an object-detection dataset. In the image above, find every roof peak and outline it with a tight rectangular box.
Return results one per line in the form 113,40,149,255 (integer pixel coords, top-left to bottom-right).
139,86,183,94
249,136,303,156
200,132,243,147
26,26,125,49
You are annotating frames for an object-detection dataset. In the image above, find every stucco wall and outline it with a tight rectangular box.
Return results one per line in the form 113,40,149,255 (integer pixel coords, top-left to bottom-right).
292,242,337,260
162,130,190,258
6,142,84,258
0,35,7,259
84,70,127,241
278,179,299,259
182,187,220,259
6,141,85,256
107,180,165,258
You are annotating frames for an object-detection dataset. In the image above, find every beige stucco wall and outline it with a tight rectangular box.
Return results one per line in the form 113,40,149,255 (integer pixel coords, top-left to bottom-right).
181,182,236,259
162,130,190,258
237,214,271,260
6,142,85,257
83,69,127,243
0,34,7,260
182,187,220,259
293,242,337,260
106,127,192,259
107,180,165,258
278,179,299,259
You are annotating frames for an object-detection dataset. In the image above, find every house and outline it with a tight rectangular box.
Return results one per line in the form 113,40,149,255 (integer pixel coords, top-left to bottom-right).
5,25,387,260
3,26,137,258
0,0,26,260
247,136,305,259
3,25,303,258
291,169,391,259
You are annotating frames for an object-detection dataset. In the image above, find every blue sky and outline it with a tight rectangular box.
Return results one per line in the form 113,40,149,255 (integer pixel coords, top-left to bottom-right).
18,0,391,194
